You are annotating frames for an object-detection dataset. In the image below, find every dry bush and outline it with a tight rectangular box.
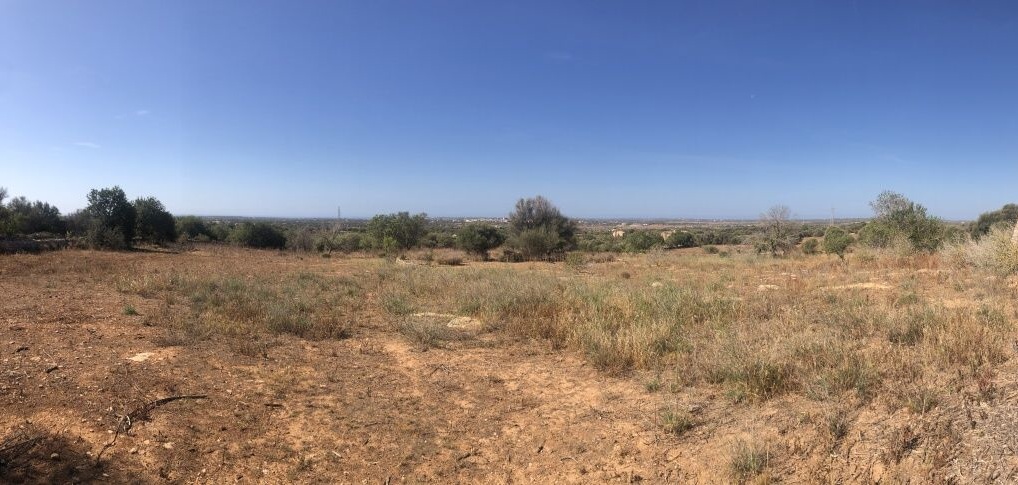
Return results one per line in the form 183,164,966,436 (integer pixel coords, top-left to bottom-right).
944,226,1018,275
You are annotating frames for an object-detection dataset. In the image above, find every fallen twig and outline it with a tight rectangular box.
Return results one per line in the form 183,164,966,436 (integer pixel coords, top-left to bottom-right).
95,394,208,465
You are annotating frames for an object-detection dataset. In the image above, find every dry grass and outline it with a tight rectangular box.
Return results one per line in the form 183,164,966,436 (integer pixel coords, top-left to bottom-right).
5,243,1018,481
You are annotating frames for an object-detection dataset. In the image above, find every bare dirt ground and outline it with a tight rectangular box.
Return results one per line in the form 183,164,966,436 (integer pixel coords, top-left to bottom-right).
2,247,1018,483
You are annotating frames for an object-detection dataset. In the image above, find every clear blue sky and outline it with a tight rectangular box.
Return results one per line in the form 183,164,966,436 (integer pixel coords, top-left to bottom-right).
2,1,1016,219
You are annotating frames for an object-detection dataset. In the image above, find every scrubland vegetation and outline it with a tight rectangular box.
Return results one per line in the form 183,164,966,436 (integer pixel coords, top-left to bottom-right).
4,186,1018,482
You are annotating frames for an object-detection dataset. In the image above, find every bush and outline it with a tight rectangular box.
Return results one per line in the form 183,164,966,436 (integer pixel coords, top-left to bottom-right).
366,212,428,252
665,231,697,248
952,225,1018,275
457,223,505,259
422,231,457,249
176,216,215,241
822,227,853,259
801,238,820,255
623,231,662,252
972,204,1018,238
287,228,315,252
83,225,128,250
231,223,287,249
134,197,176,243
508,227,562,261
85,186,136,248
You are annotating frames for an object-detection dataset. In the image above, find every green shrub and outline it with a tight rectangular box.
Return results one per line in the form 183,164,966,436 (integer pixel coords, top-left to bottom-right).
822,227,853,259
457,223,505,259
972,204,1018,238
231,223,287,249
507,227,562,261
801,238,820,255
665,231,697,248
623,231,662,252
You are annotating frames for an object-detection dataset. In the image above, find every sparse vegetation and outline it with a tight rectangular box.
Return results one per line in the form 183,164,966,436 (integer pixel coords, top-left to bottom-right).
729,439,771,481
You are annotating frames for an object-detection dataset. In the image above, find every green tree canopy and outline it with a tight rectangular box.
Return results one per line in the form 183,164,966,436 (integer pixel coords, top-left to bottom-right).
86,186,136,246
135,197,177,243
457,223,505,259
506,196,576,259
366,212,428,251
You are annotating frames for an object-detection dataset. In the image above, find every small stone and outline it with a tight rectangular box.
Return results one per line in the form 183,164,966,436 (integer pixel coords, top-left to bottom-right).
163,442,174,449
129,447,138,454
50,453,60,460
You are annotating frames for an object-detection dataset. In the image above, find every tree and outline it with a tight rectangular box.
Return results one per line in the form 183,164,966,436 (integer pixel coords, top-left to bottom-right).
0,187,11,237
758,205,795,256
134,197,177,243
365,212,428,252
457,223,505,259
972,204,1018,239
4,196,64,235
506,196,576,260
862,191,945,252
86,186,136,247
822,227,853,259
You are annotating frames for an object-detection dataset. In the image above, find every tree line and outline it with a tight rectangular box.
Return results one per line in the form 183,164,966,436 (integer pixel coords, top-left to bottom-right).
1,186,1016,261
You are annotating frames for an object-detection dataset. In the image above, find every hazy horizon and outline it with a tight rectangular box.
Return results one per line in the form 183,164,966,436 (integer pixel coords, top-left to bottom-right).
3,1,1017,220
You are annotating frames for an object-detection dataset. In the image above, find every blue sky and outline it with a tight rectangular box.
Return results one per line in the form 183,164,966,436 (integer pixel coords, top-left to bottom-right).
1,1,1016,219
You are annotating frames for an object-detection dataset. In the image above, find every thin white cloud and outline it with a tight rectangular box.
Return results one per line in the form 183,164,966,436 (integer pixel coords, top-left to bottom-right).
115,109,151,119
73,141,101,149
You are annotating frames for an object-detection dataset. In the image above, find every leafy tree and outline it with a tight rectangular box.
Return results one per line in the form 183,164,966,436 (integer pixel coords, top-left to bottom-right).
506,196,576,259
972,204,1018,238
230,222,287,249
457,223,505,259
822,227,853,259
5,196,64,235
862,191,945,252
134,197,177,243
366,212,428,252
86,186,136,247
